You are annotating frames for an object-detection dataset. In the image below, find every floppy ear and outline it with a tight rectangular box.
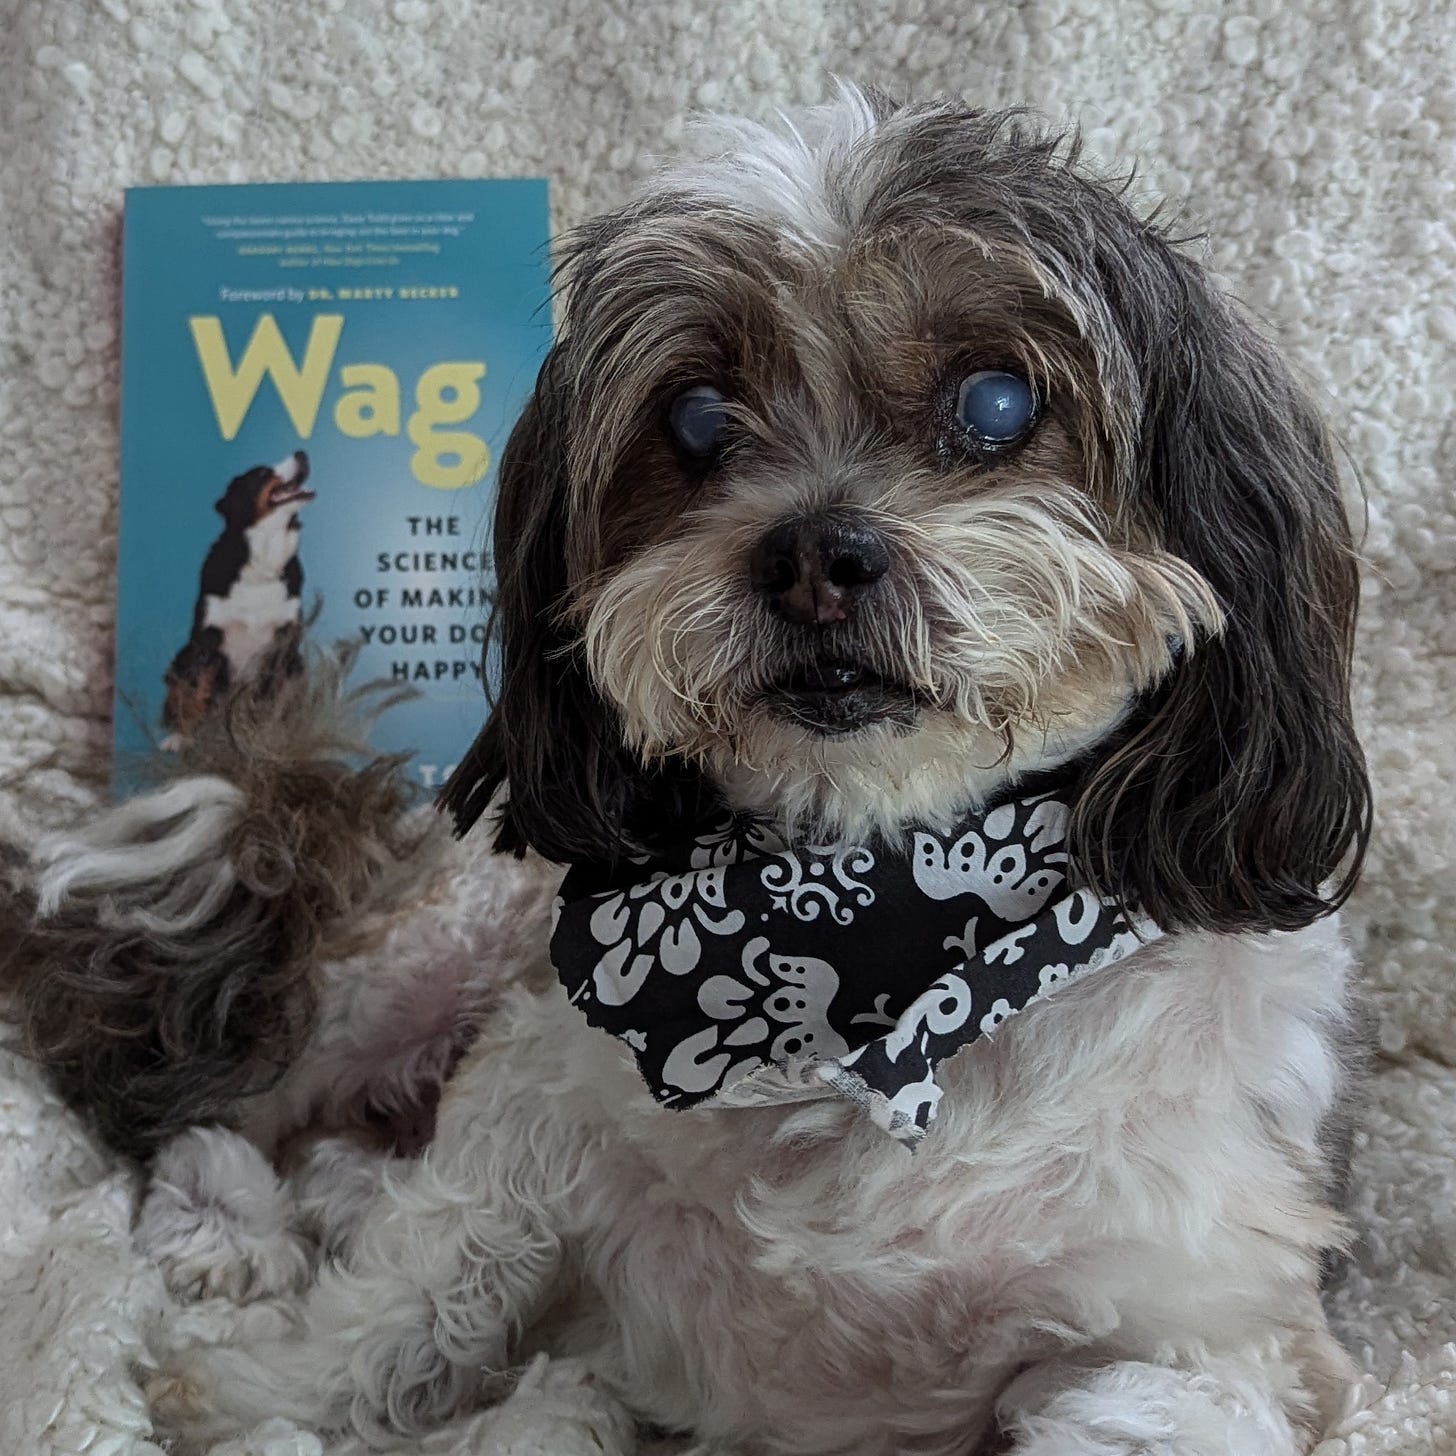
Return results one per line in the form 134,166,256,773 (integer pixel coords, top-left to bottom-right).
215,469,263,525
1071,256,1371,933
439,350,702,862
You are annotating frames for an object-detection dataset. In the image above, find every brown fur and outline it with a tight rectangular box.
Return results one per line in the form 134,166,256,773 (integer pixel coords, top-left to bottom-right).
0,645,443,1158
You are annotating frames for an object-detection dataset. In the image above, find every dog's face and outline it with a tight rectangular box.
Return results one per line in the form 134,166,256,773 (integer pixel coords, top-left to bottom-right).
215,451,314,533
445,90,1369,936
561,146,1222,836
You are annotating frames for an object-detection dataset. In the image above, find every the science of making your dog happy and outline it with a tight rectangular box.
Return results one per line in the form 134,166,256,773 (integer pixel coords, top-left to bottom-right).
114,177,551,794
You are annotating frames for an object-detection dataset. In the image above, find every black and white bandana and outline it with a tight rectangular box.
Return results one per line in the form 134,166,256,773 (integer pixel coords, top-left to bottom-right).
550,790,1160,1146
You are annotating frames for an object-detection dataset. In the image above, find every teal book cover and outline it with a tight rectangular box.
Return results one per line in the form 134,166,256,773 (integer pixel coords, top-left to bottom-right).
114,177,551,795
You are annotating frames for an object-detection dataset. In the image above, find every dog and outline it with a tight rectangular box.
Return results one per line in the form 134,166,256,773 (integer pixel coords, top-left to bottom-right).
162,449,314,737
133,86,1369,1454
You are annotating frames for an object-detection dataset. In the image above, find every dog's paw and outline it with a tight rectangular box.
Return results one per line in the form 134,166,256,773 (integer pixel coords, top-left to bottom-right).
147,1341,334,1446
493,1355,636,1452
145,1366,224,1447
207,1419,323,1456
145,1370,203,1420
136,1127,311,1304
999,1357,1305,1456
394,1356,636,1456
148,1302,493,1445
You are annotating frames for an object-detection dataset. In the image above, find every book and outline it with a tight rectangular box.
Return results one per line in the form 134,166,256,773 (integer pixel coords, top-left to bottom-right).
114,177,552,794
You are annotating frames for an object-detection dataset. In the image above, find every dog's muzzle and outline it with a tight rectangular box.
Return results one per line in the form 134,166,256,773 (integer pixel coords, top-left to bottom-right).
749,513,911,734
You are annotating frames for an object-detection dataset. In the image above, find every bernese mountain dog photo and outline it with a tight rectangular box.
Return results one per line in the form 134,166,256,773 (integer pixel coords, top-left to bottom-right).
162,449,315,738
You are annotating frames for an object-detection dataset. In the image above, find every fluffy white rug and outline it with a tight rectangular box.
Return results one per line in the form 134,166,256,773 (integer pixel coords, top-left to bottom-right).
3,0,1455,1451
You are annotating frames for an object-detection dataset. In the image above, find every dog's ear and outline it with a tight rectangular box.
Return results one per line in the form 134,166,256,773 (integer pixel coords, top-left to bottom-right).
440,349,680,862
1071,256,1371,933
214,469,262,525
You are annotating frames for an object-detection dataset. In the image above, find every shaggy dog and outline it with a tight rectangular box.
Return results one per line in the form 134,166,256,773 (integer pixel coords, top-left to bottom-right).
18,88,1372,1455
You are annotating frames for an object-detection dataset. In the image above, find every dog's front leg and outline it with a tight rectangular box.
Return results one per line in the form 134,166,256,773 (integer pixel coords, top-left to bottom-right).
992,1330,1356,1456
135,1126,314,1304
150,1026,584,1445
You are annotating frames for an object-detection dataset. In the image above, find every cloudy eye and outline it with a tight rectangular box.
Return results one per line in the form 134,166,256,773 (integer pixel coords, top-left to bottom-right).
668,384,730,459
955,370,1037,447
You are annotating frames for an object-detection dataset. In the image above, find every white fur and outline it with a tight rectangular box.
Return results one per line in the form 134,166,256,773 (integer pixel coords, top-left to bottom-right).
151,915,1357,1454
31,775,243,921
648,81,882,253
234,819,560,1157
285,1132,400,1261
272,453,304,485
204,508,304,672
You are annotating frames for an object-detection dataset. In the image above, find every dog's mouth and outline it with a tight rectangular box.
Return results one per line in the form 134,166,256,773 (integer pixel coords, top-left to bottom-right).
266,477,316,510
762,657,917,735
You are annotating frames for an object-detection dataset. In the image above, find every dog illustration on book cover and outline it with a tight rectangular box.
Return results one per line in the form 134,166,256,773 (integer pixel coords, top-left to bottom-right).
162,449,314,739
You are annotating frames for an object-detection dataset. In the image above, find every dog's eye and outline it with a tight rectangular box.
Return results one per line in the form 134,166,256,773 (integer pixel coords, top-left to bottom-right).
956,371,1037,447
668,385,729,459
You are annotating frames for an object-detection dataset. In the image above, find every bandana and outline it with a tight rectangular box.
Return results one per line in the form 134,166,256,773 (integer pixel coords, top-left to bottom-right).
550,790,1159,1146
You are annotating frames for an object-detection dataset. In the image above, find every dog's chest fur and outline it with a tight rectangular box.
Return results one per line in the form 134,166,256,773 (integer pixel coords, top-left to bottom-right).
442,917,1351,1455
203,512,301,669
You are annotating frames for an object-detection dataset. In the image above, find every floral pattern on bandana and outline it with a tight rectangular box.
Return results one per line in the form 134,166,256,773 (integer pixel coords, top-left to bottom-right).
552,791,1160,1146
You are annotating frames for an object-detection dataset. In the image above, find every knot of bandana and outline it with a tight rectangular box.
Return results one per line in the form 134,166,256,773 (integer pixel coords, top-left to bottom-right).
550,790,1159,1146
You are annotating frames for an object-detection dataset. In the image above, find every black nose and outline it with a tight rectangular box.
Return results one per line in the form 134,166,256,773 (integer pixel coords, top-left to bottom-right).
750,514,890,626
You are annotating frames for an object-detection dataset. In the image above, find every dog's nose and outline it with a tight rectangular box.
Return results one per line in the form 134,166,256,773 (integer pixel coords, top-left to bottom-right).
750,514,890,626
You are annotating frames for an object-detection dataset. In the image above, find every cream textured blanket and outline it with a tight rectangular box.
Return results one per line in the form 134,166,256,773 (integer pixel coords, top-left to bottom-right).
2,0,1454,1452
